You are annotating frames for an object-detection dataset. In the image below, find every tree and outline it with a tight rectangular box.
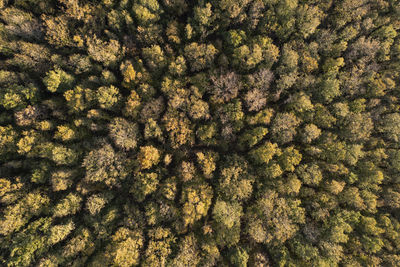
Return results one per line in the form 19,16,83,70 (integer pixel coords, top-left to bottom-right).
64,86,95,112
210,71,241,104
7,41,52,72
232,44,263,71
300,124,321,143
51,145,78,165
296,164,323,186
51,169,75,191
318,77,341,103
340,113,374,142
271,112,301,144
121,62,136,84
108,118,140,151
218,155,253,201
0,7,43,41
106,227,143,267
184,42,217,71
246,190,305,246
144,118,164,141
86,193,111,215
249,141,278,165
169,234,201,267
278,146,302,172
189,96,210,120
244,88,267,112
133,0,161,25
181,182,213,227
53,193,82,218
61,227,94,259
296,4,323,39
169,56,187,76
96,85,121,110
380,113,400,142
48,220,75,245
196,151,218,178
213,200,242,229
140,97,165,122
287,92,314,115
246,108,274,125
137,145,160,170
123,89,141,118
196,122,218,146
213,0,250,20
212,200,243,247
143,227,175,267
0,125,18,156
43,68,74,93
238,126,268,150
86,35,122,67
218,99,244,133
7,217,53,267
142,45,167,71
131,172,159,202
0,190,50,236
0,83,39,110
313,104,337,128
54,125,77,142
82,143,129,187
42,14,71,47
162,110,194,148
230,247,249,267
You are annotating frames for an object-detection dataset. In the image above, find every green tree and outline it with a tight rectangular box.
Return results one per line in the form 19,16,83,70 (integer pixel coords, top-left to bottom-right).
238,127,268,150
212,200,243,247
7,217,53,267
278,146,302,172
163,110,194,148
296,164,323,186
184,42,217,71
300,124,321,143
340,113,373,142
249,141,278,165
43,68,74,93
380,113,400,142
196,151,218,178
142,45,167,71
51,169,76,191
86,193,112,215
96,85,121,110
0,83,39,110
0,125,18,156
131,172,159,202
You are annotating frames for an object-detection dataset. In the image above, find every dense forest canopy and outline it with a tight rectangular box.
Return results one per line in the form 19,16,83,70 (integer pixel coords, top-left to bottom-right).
0,0,400,266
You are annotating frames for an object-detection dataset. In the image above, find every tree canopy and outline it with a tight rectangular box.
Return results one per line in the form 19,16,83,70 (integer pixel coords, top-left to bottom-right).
0,0,400,266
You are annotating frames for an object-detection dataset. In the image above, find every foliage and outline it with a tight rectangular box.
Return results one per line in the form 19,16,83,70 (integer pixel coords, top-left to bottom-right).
0,1,399,266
